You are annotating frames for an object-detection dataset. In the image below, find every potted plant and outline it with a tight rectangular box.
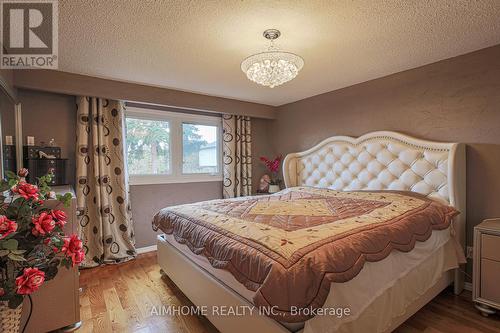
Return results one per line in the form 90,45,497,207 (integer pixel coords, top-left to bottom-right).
260,155,282,193
0,169,84,333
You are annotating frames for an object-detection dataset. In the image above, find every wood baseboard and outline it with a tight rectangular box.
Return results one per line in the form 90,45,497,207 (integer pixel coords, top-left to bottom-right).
136,245,157,254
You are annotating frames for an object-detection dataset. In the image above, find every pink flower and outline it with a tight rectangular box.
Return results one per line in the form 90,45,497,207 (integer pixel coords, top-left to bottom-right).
32,212,55,236
13,182,39,200
62,234,85,266
0,215,17,239
51,209,67,227
15,268,45,295
260,155,282,174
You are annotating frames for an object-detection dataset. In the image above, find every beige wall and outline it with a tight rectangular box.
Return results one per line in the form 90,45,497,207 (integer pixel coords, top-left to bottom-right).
0,89,15,138
251,117,277,192
0,69,17,139
272,45,500,269
130,182,222,248
19,89,77,184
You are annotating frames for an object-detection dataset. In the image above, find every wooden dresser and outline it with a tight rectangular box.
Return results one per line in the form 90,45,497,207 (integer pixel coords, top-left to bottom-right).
473,218,500,316
19,186,81,332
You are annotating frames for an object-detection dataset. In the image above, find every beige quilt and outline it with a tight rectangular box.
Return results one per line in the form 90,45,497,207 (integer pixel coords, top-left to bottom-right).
153,187,458,322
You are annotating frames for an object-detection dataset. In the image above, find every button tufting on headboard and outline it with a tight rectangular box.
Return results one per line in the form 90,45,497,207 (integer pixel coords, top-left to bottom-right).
299,142,448,202
283,131,464,208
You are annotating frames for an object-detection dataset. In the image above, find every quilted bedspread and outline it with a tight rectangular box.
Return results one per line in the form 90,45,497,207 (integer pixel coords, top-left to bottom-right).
152,187,458,322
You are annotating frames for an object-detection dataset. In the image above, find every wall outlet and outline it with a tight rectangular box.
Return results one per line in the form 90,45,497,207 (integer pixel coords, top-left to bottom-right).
466,246,474,259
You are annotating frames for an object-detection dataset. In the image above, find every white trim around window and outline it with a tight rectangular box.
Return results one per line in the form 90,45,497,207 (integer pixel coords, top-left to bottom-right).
125,106,223,186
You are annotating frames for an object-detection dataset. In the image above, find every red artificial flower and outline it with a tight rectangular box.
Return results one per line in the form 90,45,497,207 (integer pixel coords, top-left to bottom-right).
72,250,85,266
51,209,67,227
62,234,85,266
15,267,45,295
0,287,4,296
62,234,82,253
32,212,55,236
13,182,39,201
0,215,17,239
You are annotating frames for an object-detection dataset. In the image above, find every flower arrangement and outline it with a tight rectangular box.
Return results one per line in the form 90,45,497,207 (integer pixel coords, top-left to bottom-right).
260,155,282,186
0,169,83,309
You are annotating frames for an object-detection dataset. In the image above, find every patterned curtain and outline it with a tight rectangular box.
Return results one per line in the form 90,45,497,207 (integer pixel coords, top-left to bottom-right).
76,97,136,267
222,115,252,198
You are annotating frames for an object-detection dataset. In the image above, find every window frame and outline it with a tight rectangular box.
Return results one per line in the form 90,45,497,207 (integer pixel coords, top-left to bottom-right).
125,106,223,185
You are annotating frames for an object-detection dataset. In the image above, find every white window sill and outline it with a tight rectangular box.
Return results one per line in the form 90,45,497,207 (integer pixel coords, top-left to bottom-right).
129,175,223,186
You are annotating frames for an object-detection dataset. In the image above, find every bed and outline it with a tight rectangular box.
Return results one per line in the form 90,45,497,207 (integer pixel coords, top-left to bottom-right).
154,131,466,333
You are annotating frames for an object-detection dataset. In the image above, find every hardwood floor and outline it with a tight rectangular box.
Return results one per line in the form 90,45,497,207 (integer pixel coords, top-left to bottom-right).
79,252,500,333
79,252,218,333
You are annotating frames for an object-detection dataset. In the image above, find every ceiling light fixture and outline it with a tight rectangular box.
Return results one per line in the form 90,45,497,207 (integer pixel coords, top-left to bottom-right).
241,29,304,88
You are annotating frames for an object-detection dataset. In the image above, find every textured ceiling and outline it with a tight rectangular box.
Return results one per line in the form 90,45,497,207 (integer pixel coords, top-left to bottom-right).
59,0,500,106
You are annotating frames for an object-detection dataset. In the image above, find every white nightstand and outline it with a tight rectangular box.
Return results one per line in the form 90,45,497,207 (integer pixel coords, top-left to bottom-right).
473,218,500,316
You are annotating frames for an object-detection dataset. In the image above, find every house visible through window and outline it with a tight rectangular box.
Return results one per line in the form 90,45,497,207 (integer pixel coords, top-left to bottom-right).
182,123,219,174
125,106,222,185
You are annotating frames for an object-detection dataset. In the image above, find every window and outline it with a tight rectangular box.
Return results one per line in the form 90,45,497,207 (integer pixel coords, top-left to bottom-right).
125,107,222,185
126,118,170,175
182,123,219,174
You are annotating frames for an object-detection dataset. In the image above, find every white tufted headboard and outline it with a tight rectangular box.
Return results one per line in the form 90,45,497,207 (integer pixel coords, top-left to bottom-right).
283,131,466,292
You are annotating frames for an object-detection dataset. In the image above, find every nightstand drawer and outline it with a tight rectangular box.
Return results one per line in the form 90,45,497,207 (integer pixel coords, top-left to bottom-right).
481,258,500,303
481,234,500,262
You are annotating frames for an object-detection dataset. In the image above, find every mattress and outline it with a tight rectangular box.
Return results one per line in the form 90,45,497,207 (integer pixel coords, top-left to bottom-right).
162,226,457,332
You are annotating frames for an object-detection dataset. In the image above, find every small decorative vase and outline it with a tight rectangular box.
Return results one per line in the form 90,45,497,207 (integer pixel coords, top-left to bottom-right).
0,301,23,333
268,184,280,193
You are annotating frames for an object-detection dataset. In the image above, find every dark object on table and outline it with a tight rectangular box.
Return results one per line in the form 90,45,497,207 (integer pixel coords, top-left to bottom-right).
23,146,61,159
255,191,270,195
25,158,68,185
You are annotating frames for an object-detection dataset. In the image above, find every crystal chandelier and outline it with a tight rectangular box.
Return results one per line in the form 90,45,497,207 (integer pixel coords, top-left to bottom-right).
241,29,304,88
